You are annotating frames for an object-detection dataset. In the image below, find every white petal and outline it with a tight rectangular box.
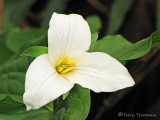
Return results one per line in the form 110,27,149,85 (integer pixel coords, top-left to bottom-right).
23,54,74,110
48,12,91,66
63,52,135,92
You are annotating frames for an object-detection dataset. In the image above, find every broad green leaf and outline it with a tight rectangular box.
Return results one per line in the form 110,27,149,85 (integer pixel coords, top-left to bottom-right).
41,0,69,28
0,35,13,65
0,104,22,114
0,72,25,104
0,56,31,75
108,0,135,34
53,85,90,120
86,16,102,33
0,56,30,104
6,28,47,52
0,105,53,120
151,31,160,47
90,31,160,60
21,46,48,58
3,0,36,32
19,36,48,55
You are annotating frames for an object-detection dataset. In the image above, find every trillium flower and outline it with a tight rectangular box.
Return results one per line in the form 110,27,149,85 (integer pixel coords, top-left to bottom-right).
23,12,135,110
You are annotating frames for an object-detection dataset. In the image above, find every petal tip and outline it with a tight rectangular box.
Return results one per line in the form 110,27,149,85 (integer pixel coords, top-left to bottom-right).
131,80,136,86
26,106,31,111
53,12,58,16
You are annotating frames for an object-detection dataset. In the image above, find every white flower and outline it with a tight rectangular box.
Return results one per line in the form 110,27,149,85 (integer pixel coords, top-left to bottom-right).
23,12,135,110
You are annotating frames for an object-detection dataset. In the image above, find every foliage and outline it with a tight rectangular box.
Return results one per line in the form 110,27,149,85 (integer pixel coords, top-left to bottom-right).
90,31,160,60
86,16,102,33
6,28,47,52
0,35,13,65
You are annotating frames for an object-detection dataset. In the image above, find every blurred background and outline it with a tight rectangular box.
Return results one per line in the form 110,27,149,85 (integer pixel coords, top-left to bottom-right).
0,0,160,120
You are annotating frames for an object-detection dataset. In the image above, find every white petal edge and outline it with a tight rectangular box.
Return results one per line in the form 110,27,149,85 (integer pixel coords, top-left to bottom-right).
48,12,91,66
63,52,135,92
23,54,74,110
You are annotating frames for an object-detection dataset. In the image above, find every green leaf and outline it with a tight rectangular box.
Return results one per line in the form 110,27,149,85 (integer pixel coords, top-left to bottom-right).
86,16,102,33
90,34,98,49
0,56,31,104
0,56,31,75
0,105,53,120
62,91,70,100
108,0,135,34
41,0,69,28
21,46,48,58
151,31,160,47
6,28,47,52
89,31,160,60
0,35,13,65
0,56,30,104
19,36,48,56
0,72,25,104
0,56,30,105
53,85,90,120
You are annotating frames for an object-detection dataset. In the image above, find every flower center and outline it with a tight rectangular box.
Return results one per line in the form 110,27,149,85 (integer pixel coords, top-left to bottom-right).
56,56,76,74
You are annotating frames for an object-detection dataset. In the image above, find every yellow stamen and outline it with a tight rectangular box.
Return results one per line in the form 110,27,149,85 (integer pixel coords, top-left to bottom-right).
62,56,68,64
57,67,64,73
56,56,76,74
61,67,74,74
56,56,68,67
66,61,76,66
